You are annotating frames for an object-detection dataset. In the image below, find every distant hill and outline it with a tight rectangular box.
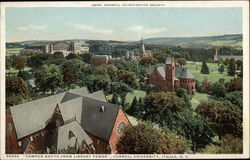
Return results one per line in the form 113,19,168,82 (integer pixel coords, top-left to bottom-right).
141,34,242,49
6,34,242,49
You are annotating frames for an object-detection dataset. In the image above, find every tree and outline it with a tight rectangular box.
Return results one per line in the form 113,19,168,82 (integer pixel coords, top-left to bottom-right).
227,58,236,76
201,78,212,94
34,64,63,94
80,52,93,64
196,101,242,140
235,60,242,70
11,56,27,70
175,109,214,153
218,65,225,73
211,82,226,98
110,82,132,107
61,60,85,90
6,56,12,70
200,61,210,74
128,96,138,114
177,58,186,67
28,53,51,68
117,70,139,88
95,64,118,81
116,122,188,154
139,57,157,67
65,53,82,60
175,88,191,108
225,78,242,92
6,76,30,106
216,134,242,153
17,70,32,81
82,74,111,93
53,52,64,58
111,93,119,104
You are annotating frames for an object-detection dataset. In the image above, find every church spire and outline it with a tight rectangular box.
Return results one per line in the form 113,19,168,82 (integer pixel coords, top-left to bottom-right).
141,37,146,53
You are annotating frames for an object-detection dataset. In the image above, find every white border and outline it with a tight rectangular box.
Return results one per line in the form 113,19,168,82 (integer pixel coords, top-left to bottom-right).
1,1,249,159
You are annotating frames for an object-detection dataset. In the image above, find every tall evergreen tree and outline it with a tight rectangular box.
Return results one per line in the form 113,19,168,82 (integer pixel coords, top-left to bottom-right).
129,96,138,114
218,65,225,73
227,58,236,76
111,93,119,104
200,61,210,74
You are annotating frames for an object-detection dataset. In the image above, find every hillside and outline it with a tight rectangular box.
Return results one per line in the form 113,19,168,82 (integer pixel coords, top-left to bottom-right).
142,34,242,49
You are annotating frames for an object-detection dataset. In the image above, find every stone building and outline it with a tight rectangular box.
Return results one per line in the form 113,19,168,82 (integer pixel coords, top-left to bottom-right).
213,47,243,61
20,41,88,56
6,87,131,154
146,57,195,94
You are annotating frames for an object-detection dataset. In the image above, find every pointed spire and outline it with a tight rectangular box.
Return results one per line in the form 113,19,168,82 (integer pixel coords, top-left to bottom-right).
141,37,146,53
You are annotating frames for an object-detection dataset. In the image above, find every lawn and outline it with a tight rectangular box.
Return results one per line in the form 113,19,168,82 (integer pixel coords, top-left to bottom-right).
186,61,235,82
191,91,217,109
6,67,31,74
107,89,146,105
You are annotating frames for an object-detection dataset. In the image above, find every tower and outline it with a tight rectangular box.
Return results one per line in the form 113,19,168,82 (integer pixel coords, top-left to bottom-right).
140,37,148,58
214,47,219,61
165,57,175,91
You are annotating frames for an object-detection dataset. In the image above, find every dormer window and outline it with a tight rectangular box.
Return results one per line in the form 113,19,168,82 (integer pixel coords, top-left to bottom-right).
68,130,75,139
100,106,105,112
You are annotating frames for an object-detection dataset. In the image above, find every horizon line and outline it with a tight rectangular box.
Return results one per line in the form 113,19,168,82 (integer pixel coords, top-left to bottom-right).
6,33,243,43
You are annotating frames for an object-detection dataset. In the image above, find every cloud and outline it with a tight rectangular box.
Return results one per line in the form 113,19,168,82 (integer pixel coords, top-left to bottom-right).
128,25,167,34
17,24,47,31
72,24,113,35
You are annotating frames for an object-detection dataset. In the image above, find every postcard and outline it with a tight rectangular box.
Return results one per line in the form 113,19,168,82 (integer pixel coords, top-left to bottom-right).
0,1,249,159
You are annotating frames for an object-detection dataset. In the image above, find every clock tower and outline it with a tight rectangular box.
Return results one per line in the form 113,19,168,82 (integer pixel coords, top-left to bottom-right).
165,57,175,91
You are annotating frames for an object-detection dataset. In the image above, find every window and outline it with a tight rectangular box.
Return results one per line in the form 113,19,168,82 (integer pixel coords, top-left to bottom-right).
8,123,13,132
68,131,75,139
56,119,61,127
30,136,33,142
117,122,126,135
18,141,22,147
97,139,100,145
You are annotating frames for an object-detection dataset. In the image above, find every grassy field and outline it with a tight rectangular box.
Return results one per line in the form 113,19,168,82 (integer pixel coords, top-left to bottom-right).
6,48,22,56
186,61,235,82
191,91,217,109
107,90,146,105
6,67,31,74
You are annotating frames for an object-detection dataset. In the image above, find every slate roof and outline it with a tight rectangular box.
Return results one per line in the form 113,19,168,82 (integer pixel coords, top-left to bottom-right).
9,86,121,143
10,92,65,139
175,67,195,79
87,90,107,102
60,92,81,104
146,65,195,80
57,121,92,152
81,97,120,142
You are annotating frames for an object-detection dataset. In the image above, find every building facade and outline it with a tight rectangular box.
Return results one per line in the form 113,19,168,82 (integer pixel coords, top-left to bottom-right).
213,47,243,61
20,41,89,56
90,55,123,66
6,87,131,154
146,57,196,94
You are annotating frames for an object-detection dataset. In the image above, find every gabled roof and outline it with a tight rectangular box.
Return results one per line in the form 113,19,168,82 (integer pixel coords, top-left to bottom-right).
57,121,92,152
60,92,81,104
10,92,65,139
68,87,89,96
9,86,122,143
175,67,195,79
87,90,107,102
81,97,120,142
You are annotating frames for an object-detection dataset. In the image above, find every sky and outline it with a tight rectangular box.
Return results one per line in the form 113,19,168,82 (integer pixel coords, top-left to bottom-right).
5,7,242,42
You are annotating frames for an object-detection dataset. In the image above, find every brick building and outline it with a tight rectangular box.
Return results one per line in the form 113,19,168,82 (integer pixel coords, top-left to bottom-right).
6,87,131,154
146,57,195,94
